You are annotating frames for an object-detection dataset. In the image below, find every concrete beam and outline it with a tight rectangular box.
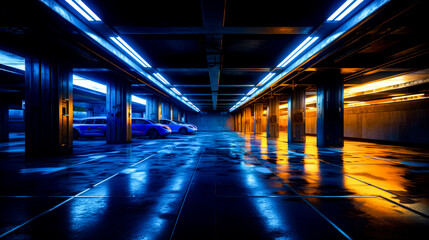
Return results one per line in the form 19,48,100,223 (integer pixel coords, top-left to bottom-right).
114,26,312,35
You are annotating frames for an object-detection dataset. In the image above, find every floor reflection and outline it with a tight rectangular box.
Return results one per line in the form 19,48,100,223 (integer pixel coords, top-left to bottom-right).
0,132,428,239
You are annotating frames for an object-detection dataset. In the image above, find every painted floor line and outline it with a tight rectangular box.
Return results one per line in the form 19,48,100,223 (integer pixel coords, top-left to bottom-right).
0,145,177,238
243,149,352,240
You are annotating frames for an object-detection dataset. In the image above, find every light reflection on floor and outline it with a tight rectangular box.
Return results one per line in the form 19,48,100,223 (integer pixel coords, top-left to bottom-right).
0,131,428,239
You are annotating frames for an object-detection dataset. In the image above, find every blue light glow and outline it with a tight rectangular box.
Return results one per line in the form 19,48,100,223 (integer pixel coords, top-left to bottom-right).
154,73,171,85
277,37,312,67
74,0,101,21
182,96,189,101
110,37,151,68
336,0,364,21
0,49,25,70
73,75,146,105
65,0,101,22
131,95,147,105
171,88,182,95
230,0,391,112
327,0,354,21
258,73,276,85
327,0,364,22
40,0,201,112
278,37,319,68
246,88,257,96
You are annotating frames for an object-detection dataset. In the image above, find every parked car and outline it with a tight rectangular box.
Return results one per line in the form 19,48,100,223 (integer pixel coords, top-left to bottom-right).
73,117,106,139
159,119,197,135
73,117,171,139
131,118,171,138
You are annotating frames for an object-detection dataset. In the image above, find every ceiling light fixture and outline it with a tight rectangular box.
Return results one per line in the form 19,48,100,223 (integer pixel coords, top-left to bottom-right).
327,0,364,22
229,0,390,112
246,88,258,96
65,0,101,21
277,37,319,68
110,37,151,68
258,73,276,85
171,88,182,95
153,73,171,85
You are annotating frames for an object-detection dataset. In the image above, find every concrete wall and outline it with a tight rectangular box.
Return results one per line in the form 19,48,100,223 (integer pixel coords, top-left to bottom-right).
306,99,429,144
187,112,234,131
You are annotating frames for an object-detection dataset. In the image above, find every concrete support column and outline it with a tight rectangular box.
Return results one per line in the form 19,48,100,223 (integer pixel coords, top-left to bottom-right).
0,103,9,142
25,55,73,156
288,87,306,143
160,102,171,120
106,79,131,144
254,103,263,134
244,107,251,133
173,107,179,121
236,113,240,131
317,69,344,147
240,111,245,132
146,96,160,123
267,96,280,138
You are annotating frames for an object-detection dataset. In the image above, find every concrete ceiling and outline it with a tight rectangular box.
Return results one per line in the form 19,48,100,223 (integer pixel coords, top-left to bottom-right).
0,0,428,112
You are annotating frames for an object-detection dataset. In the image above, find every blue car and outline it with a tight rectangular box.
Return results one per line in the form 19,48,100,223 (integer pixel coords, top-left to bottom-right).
131,118,171,138
160,119,197,135
73,117,171,139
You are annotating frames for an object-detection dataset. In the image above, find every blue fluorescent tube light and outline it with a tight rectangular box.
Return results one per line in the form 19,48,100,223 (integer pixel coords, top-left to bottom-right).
278,37,319,68
279,37,319,68
65,0,101,21
277,37,312,68
258,73,276,85
247,88,257,96
182,96,189,101
110,37,151,68
154,73,171,85
327,0,364,22
116,37,151,67
327,0,354,21
336,0,364,21
171,88,182,95
74,0,101,21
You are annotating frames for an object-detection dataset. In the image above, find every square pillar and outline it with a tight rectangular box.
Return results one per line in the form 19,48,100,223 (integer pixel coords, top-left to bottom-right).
106,79,132,144
25,55,73,157
161,102,171,120
145,96,160,123
254,103,263,134
288,87,306,143
244,107,252,133
0,103,9,142
267,96,279,138
317,69,344,147
173,107,179,122
234,113,240,132
240,110,245,132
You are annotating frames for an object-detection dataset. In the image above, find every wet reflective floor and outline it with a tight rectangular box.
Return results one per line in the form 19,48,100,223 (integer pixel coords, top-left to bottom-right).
0,132,428,239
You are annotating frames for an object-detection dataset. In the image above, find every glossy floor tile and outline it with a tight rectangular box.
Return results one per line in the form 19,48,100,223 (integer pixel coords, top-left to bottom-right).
0,132,428,239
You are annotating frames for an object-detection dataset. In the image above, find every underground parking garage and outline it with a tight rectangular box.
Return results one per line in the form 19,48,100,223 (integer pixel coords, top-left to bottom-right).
0,0,429,239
